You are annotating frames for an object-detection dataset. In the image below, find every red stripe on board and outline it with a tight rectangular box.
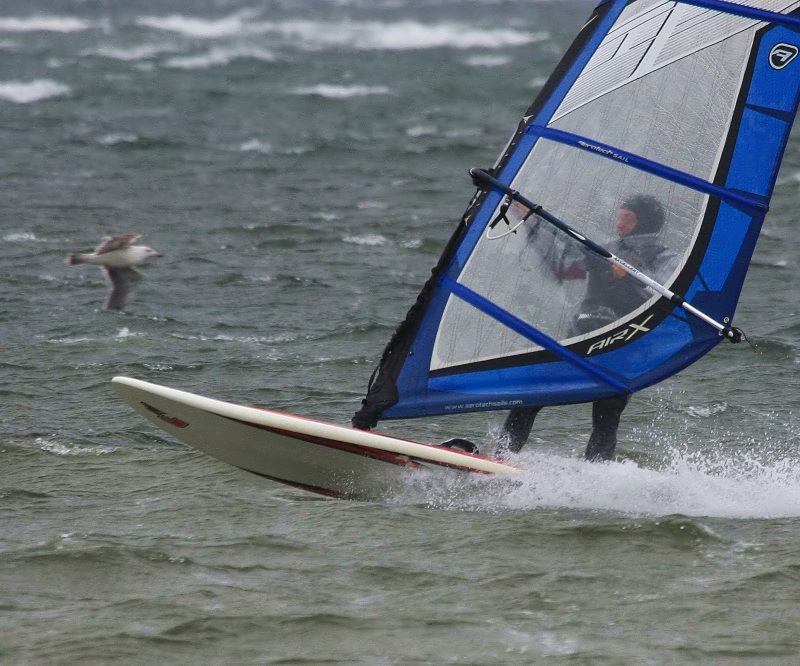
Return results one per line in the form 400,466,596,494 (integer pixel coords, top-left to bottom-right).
217,412,494,474
247,405,504,464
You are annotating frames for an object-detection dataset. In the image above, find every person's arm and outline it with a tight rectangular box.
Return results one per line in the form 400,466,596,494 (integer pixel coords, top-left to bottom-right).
529,222,588,281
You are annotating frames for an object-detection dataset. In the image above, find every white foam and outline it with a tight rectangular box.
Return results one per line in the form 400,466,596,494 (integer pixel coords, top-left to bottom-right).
37,437,115,456
0,79,70,104
115,327,134,340
400,447,800,519
3,231,38,242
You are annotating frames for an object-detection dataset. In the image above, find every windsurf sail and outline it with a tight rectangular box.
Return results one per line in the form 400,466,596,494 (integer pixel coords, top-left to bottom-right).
353,0,800,428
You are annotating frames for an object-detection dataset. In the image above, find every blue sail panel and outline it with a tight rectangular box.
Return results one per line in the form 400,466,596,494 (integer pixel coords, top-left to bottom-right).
353,0,800,426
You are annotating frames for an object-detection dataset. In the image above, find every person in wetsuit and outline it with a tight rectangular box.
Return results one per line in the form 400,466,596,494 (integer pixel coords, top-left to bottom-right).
496,194,678,462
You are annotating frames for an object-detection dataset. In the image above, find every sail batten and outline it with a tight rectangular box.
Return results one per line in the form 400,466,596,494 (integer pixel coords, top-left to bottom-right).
524,124,768,212
352,0,800,427
442,277,632,394
679,0,800,28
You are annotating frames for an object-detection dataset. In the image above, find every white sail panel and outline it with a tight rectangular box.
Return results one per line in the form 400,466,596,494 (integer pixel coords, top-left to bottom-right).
554,0,800,124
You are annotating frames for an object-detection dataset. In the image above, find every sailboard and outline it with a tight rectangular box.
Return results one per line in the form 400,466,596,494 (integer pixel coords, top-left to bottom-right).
115,0,800,498
112,376,518,500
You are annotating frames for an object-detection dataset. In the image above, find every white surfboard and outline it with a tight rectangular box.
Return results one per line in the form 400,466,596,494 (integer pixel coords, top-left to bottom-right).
112,376,519,500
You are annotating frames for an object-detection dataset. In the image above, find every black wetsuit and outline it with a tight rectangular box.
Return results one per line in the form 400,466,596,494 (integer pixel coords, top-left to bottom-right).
498,232,677,462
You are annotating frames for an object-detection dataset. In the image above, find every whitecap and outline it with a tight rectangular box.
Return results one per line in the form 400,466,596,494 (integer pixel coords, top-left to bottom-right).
683,402,728,418
291,84,392,99
115,327,145,340
0,16,101,33
165,46,276,70
343,234,387,246
3,231,38,242
47,336,94,345
37,437,115,456
98,133,139,146
464,54,512,68
406,125,437,138
130,15,542,52
83,44,175,62
356,200,388,210
258,19,542,52
135,10,257,39
142,363,174,371
0,79,70,104
240,139,273,154
168,331,292,344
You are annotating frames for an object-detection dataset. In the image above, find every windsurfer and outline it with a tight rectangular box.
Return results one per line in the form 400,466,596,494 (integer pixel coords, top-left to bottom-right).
496,194,678,461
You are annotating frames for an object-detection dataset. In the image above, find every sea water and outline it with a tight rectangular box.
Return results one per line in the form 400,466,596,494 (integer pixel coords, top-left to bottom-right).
2,1,800,663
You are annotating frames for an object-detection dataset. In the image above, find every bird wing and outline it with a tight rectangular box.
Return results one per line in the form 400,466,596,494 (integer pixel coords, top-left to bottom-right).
95,232,142,255
104,266,142,310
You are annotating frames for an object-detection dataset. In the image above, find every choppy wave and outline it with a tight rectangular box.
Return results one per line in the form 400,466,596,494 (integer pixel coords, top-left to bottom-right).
37,437,117,456
3,231,39,243
165,46,277,70
46,328,145,346
82,44,176,62
135,14,540,51
343,234,388,246
291,84,392,99
0,79,70,103
97,132,140,146
135,11,260,39
240,138,272,154
265,19,542,51
0,15,103,33
465,54,513,67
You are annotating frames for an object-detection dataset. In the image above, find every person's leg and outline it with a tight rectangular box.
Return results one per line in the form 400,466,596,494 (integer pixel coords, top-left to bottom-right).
585,394,628,461
496,406,542,456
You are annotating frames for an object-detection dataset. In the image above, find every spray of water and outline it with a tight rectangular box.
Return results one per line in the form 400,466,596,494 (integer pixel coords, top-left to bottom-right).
395,445,800,519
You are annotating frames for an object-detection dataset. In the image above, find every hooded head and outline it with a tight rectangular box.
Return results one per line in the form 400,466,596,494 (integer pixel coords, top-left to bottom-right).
620,194,665,235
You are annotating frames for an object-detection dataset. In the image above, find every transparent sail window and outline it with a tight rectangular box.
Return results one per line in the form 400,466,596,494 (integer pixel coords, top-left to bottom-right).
432,148,711,372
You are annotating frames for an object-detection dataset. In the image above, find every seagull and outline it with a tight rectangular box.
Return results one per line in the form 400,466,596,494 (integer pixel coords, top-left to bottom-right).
67,232,162,310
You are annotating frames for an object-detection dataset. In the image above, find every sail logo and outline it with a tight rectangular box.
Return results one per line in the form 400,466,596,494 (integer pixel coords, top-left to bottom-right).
577,140,629,163
770,43,799,70
586,314,654,356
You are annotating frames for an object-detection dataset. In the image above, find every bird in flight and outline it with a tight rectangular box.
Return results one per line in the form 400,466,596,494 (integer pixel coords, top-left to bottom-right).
67,232,162,310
